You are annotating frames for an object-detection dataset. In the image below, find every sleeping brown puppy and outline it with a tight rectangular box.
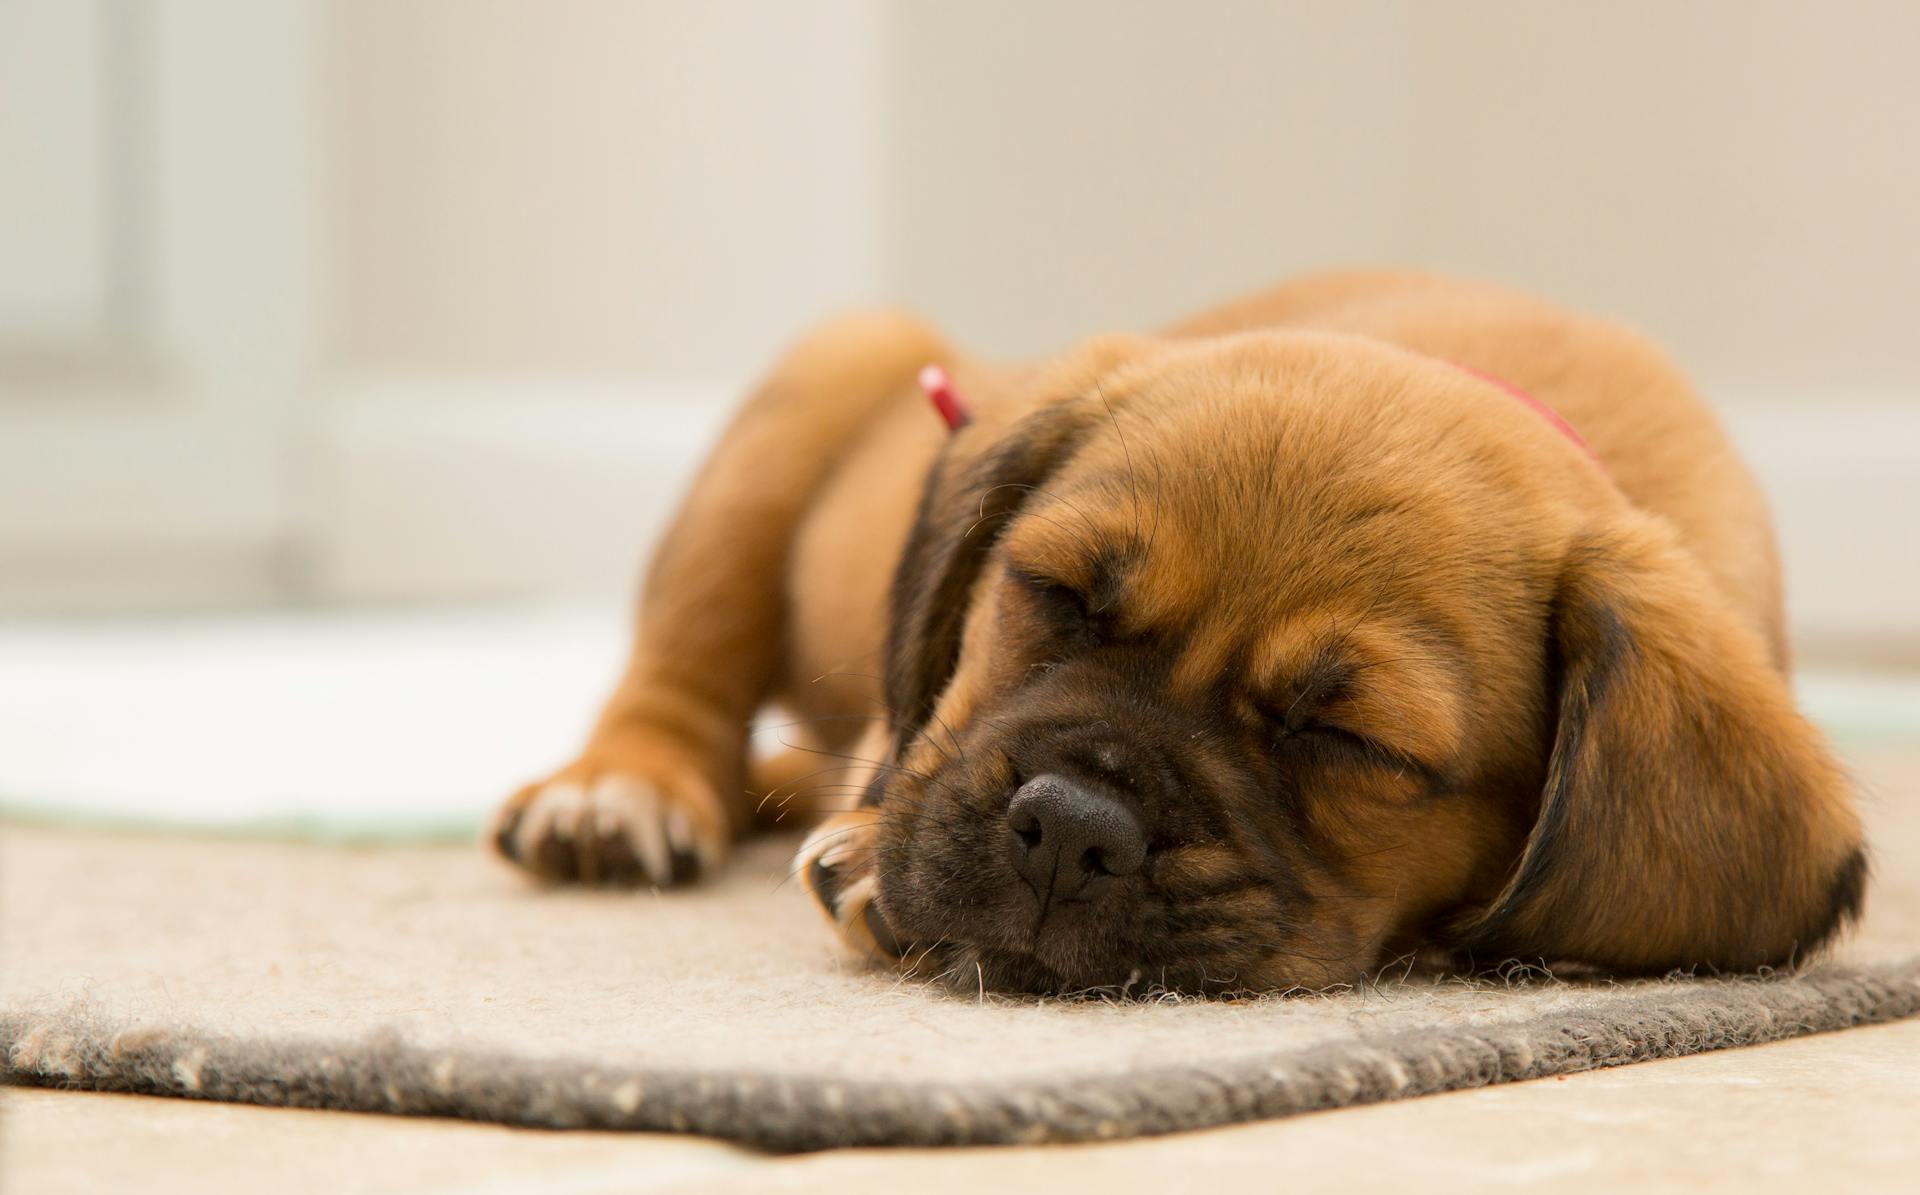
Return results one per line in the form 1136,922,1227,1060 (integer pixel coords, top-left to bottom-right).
491,270,1866,996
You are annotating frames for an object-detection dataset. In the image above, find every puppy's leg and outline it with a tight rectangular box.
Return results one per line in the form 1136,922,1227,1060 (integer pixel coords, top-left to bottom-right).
493,312,948,885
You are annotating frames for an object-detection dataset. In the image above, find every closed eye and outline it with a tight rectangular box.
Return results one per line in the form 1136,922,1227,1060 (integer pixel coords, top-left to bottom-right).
1257,699,1403,766
1292,720,1368,749
1278,719,1442,787
1008,566,1111,646
1294,721,1389,760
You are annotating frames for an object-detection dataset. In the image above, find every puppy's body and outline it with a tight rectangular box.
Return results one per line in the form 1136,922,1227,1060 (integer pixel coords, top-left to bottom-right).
495,271,1861,994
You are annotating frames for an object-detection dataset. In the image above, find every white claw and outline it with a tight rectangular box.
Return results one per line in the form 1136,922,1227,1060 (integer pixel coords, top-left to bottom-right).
513,782,583,858
833,874,878,928
801,811,878,873
551,783,591,841
663,809,693,865
594,776,672,882
796,823,832,875
664,808,721,875
591,800,627,837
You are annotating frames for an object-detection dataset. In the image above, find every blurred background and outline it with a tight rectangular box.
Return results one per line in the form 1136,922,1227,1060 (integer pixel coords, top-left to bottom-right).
3,1,1917,832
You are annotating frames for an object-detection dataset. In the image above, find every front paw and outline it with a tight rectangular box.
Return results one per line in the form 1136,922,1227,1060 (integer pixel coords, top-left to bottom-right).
492,753,729,887
795,810,904,961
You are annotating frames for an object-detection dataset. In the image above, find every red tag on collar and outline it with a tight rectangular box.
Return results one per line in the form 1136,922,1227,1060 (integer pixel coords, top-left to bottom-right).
919,364,971,432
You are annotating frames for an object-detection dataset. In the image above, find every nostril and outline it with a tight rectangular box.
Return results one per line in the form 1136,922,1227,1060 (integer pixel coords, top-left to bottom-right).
1009,806,1043,852
1005,773,1147,897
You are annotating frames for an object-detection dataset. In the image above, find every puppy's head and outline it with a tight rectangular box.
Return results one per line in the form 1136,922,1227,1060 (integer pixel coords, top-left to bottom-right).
867,333,1864,995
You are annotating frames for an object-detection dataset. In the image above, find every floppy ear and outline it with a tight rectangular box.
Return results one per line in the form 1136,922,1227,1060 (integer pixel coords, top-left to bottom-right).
1461,514,1866,974
883,401,1097,754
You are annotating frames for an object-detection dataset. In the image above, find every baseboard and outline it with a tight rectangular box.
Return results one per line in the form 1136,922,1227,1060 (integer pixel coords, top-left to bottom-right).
300,377,737,604
1723,398,1920,654
0,403,294,615
303,379,1920,660
0,541,284,617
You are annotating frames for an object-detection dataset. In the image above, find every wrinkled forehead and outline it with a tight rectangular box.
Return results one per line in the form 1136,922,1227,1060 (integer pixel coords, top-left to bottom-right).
1003,395,1446,610
995,376,1480,709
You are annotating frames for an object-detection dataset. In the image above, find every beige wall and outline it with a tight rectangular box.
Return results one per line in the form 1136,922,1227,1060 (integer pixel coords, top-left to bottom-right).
330,0,1920,400
327,0,883,380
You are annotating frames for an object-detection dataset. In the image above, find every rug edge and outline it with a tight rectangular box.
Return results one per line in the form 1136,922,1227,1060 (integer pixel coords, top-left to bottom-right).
6,959,1918,1150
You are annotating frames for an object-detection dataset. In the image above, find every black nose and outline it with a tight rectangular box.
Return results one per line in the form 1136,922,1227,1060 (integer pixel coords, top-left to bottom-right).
1005,774,1147,899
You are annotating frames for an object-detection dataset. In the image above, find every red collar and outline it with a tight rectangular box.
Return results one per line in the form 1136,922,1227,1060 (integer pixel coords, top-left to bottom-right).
1445,360,1601,466
921,359,1602,470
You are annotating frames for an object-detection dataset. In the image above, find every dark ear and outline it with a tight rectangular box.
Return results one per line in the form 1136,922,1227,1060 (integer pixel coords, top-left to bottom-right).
1461,515,1866,974
883,401,1096,751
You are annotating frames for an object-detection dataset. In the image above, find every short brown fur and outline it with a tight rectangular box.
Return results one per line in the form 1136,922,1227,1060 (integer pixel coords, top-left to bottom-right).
493,271,1864,994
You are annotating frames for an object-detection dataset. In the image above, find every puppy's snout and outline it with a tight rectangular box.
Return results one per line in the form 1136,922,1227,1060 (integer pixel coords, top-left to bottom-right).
1005,774,1146,899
